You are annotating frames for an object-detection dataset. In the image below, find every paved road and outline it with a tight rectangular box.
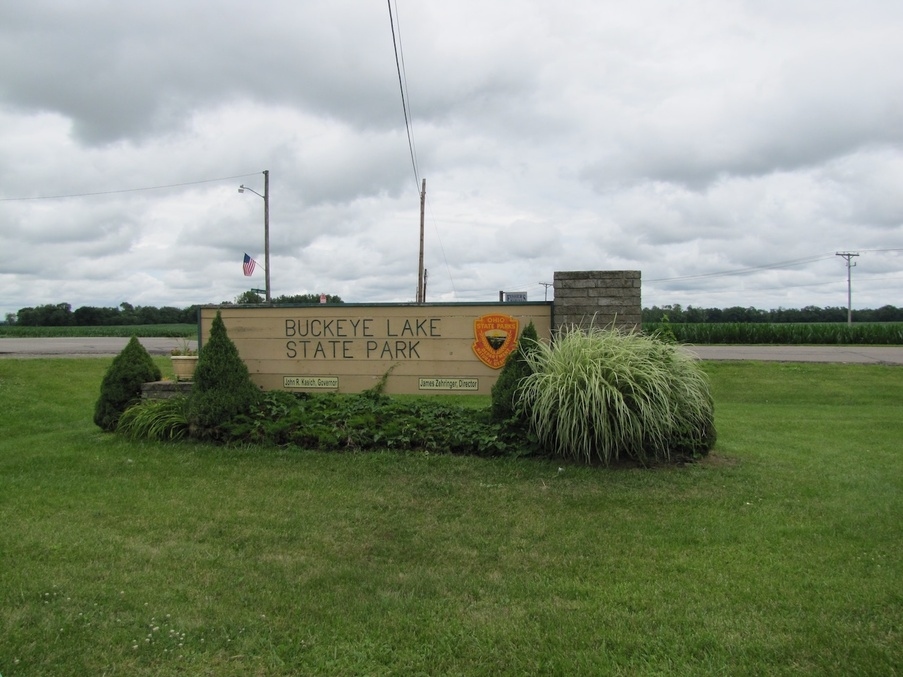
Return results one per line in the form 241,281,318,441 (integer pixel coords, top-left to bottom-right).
0,337,196,358
1,337,902,364
684,345,903,365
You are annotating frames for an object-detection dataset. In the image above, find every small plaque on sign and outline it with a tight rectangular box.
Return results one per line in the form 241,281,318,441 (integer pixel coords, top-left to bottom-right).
284,376,339,389
504,292,528,302
419,377,479,391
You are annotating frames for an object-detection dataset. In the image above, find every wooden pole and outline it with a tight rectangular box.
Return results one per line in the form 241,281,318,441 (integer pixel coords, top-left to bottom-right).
417,178,426,303
263,170,271,303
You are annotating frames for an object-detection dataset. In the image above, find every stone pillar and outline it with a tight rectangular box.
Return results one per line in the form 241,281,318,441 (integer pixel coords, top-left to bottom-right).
552,270,641,332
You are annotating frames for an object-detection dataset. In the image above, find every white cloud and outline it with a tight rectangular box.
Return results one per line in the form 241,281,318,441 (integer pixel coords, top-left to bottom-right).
1,0,902,320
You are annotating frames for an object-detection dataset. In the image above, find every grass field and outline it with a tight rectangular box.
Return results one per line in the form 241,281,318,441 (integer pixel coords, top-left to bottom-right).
1,358,901,675
0,324,196,339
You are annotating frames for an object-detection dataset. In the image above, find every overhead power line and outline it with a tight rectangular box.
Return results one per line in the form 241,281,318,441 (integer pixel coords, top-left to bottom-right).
646,253,838,283
386,1,458,297
387,0,420,191
0,172,262,202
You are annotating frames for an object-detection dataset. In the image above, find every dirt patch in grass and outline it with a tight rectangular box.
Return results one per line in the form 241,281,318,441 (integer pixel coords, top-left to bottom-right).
696,452,740,468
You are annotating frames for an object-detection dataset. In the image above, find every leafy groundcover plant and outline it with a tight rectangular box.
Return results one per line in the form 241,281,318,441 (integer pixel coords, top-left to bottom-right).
519,325,716,465
226,389,519,456
119,388,528,457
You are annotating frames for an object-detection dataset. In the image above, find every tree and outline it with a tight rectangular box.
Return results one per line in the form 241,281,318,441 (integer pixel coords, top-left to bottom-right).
118,302,137,325
14,303,74,326
188,311,261,439
74,305,105,326
273,293,344,304
235,290,264,304
93,336,162,432
490,321,540,422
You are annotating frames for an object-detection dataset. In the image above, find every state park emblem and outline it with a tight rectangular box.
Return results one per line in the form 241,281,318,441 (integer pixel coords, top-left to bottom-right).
471,314,520,369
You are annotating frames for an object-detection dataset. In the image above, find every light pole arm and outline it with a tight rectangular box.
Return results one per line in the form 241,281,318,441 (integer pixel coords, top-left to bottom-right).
239,185,264,199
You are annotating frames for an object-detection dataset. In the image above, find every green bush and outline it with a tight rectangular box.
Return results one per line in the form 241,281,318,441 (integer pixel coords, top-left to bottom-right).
188,311,261,439
518,326,716,465
93,336,162,432
490,321,540,422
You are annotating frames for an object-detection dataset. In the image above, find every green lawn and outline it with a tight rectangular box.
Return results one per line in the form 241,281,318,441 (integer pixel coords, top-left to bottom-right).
0,358,901,675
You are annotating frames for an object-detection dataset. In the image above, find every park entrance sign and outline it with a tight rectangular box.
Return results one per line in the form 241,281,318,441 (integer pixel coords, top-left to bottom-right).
199,270,641,395
199,303,552,395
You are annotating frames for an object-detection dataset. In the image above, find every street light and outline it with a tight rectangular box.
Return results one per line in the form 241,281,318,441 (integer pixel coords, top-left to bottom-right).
239,169,270,303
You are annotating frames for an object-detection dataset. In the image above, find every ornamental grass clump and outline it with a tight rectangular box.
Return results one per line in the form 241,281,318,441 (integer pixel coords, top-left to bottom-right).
518,326,716,465
117,396,190,441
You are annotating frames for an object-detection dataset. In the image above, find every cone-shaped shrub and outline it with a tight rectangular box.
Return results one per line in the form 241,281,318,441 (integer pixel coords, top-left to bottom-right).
490,321,540,422
518,326,716,465
93,336,162,432
188,310,261,439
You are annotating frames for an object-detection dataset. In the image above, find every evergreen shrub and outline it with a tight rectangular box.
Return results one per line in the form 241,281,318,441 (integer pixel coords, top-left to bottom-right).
188,310,261,439
93,336,162,432
490,321,540,422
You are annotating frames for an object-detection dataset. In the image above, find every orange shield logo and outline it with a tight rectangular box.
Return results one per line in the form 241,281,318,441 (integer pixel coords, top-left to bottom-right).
472,314,520,369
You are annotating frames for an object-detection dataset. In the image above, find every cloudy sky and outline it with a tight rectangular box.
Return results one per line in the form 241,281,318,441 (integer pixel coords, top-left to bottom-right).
1,0,901,320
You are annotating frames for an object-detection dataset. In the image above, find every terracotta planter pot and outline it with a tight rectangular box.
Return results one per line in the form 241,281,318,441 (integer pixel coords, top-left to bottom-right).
171,355,198,382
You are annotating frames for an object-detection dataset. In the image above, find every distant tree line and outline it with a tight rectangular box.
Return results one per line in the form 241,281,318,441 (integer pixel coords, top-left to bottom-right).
9,299,899,327
232,291,344,305
10,302,200,327
7,293,345,326
642,304,903,324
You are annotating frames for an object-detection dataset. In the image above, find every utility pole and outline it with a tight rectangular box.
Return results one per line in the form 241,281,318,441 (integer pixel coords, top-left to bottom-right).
539,282,553,301
416,178,426,304
836,251,859,325
263,170,270,304
239,170,271,303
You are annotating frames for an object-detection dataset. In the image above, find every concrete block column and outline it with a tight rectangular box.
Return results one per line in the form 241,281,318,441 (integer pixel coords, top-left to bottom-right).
552,270,641,332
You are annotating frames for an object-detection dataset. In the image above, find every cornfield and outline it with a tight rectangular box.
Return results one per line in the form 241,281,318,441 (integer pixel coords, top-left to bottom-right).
644,322,903,345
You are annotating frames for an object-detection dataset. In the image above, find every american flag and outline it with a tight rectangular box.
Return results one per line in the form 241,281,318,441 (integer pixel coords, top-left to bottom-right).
243,253,257,277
